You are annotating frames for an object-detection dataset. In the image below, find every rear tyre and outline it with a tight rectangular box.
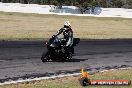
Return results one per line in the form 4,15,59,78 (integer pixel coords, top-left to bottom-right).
65,52,72,61
71,47,74,54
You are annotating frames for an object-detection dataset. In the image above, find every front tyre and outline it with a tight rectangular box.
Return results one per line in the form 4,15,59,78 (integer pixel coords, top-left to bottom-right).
41,51,50,62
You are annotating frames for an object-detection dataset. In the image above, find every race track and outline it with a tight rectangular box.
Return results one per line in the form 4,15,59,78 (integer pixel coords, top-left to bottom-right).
0,39,132,83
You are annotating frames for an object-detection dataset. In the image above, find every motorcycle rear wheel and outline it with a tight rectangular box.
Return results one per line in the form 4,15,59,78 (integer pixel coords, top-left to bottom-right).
65,52,72,61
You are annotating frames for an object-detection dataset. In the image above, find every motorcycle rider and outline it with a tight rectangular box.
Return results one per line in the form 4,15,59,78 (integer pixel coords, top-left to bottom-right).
53,21,74,54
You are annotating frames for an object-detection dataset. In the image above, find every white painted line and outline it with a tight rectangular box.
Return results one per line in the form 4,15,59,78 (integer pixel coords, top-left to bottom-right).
100,69,115,73
0,73,81,86
119,67,131,70
100,70,109,73
100,67,132,73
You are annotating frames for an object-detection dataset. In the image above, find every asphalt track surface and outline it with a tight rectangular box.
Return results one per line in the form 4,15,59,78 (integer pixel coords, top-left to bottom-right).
0,39,132,83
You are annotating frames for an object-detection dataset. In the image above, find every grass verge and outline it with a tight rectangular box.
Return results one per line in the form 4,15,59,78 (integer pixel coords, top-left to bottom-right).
0,69,132,88
0,12,132,40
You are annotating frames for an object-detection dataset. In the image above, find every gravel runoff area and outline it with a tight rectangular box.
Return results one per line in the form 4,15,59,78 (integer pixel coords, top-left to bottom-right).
0,3,132,18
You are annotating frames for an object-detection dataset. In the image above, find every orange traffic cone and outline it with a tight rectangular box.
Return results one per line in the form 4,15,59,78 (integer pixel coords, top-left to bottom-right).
81,67,89,78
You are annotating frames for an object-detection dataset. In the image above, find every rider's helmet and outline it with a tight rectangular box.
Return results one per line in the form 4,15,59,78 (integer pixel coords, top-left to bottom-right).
64,21,71,28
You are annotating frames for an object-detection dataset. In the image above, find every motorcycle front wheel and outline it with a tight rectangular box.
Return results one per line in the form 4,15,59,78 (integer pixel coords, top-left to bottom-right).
41,50,50,62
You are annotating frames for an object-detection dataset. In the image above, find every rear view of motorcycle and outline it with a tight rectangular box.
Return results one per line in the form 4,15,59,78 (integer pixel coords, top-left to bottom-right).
41,36,80,62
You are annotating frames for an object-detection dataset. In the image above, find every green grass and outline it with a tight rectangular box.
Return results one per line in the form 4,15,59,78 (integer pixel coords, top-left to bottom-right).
0,69,132,88
0,12,132,40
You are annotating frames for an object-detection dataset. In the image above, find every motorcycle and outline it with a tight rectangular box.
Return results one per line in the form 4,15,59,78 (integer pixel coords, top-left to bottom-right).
41,36,80,62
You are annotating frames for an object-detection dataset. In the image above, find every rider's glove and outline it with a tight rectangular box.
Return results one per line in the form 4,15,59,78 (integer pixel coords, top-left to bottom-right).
52,35,56,38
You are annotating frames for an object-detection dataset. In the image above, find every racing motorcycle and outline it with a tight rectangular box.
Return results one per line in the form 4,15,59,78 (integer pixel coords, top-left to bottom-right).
41,36,80,62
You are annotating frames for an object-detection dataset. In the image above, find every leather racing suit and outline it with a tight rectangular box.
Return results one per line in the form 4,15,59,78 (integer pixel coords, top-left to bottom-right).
55,27,73,47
